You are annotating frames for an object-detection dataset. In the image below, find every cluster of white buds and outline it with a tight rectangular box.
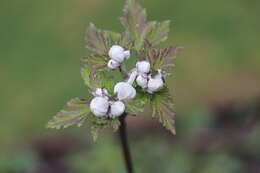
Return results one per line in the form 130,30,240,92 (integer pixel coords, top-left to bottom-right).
107,45,130,69
135,61,164,93
90,88,125,118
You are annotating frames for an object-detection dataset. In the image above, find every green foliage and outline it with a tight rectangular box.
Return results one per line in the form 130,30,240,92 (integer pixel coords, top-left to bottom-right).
120,0,150,50
141,42,183,72
146,20,171,46
47,98,90,129
125,88,149,115
120,0,172,50
151,88,176,134
85,23,121,55
81,65,117,93
88,114,121,142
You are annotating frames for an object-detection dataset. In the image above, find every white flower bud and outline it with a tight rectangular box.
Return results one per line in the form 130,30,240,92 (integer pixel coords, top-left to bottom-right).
147,70,164,93
136,74,148,88
90,97,109,117
108,59,120,69
108,45,129,63
109,101,125,118
136,61,150,74
114,82,136,100
147,77,164,93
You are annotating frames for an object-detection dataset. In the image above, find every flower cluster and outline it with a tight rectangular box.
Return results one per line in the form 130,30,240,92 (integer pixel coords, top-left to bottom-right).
47,0,180,139
90,45,165,117
90,88,126,118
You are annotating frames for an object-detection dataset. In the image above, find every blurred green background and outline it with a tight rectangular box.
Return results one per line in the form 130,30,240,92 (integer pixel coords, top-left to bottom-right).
1,0,260,172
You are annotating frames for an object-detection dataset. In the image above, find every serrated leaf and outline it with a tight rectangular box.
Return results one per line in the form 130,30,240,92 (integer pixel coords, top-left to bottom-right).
87,113,110,142
147,20,170,46
116,32,135,50
142,43,183,72
47,98,90,129
151,88,176,135
126,88,149,115
81,65,118,93
85,23,121,55
81,54,108,69
120,0,152,50
81,65,100,90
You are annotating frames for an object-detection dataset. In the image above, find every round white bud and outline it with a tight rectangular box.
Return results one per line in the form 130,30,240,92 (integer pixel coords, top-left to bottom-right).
90,97,109,117
108,59,120,69
136,74,148,88
136,61,150,74
114,82,136,100
108,45,126,63
109,101,125,118
147,75,164,93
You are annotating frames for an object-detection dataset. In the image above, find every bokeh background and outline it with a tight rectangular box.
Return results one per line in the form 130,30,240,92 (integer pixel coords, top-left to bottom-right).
1,0,260,172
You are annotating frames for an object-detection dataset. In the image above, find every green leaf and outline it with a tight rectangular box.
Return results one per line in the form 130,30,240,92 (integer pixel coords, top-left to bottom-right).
81,54,108,69
142,43,183,72
150,88,176,134
116,32,135,50
87,113,110,142
81,64,118,93
153,46,183,71
147,20,170,46
47,98,90,129
80,65,100,90
126,88,149,115
120,0,152,50
85,23,121,55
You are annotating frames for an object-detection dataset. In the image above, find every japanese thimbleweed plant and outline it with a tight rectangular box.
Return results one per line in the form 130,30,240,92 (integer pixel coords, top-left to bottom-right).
47,0,182,172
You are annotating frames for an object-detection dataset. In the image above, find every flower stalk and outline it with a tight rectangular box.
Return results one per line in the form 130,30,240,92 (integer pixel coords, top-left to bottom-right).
118,113,134,173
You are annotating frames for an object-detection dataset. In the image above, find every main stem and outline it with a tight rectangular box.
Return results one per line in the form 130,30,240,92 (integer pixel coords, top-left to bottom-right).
118,113,134,173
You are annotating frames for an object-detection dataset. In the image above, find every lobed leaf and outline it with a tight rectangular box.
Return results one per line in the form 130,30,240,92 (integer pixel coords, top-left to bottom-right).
47,98,90,129
142,43,183,72
146,20,170,46
150,88,176,135
80,65,100,90
120,0,153,50
85,23,121,55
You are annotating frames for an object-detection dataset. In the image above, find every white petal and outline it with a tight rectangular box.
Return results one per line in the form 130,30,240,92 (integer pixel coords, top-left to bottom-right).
147,78,164,93
90,97,109,117
136,61,150,74
108,45,125,63
114,82,136,100
108,59,120,69
136,75,148,88
109,101,125,118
